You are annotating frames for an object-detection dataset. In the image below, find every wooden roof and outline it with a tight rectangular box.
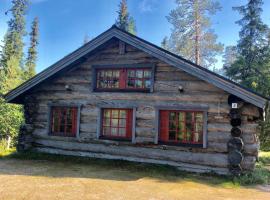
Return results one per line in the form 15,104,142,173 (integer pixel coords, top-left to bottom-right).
4,25,268,108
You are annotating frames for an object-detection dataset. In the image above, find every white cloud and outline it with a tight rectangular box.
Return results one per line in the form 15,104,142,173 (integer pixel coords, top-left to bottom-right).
139,0,158,13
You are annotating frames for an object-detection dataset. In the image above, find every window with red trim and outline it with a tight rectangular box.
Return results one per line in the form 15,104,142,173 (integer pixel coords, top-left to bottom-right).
96,68,152,91
50,106,78,137
159,110,204,145
101,108,133,140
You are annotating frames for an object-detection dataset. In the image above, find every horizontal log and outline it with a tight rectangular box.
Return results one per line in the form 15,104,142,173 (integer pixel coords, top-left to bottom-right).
243,143,259,156
34,138,229,168
136,119,155,128
135,137,154,143
241,104,261,118
35,147,229,175
155,81,223,93
80,123,97,133
35,91,229,103
207,132,231,143
242,156,257,170
155,71,200,81
136,127,154,138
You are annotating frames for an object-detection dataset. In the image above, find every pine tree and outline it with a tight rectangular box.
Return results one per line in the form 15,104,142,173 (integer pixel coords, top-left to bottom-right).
0,0,28,148
166,0,223,68
161,36,169,50
0,0,28,92
115,0,137,35
224,0,269,94
222,46,238,71
25,17,39,80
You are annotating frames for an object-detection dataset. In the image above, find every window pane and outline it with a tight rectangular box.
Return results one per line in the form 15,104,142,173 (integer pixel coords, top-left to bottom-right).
177,122,185,141
120,110,126,118
112,110,119,118
179,112,185,121
119,119,126,127
169,112,176,130
119,128,126,136
52,110,59,132
186,127,192,141
66,125,72,134
136,70,143,78
103,118,110,126
127,79,135,88
169,130,176,140
104,110,111,118
111,119,118,127
144,80,151,88
135,80,142,88
128,70,135,77
144,70,151,78
111,128,118,136
195,113,203,122
103,127,111,135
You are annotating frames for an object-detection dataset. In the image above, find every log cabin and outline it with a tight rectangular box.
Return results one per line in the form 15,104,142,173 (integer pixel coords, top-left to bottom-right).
4,25,269,175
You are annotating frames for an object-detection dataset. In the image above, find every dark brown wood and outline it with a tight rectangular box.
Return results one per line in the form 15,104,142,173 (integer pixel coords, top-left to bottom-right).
227,137,244,152
228,150,243,165
231,127,242,137
230,118,242,127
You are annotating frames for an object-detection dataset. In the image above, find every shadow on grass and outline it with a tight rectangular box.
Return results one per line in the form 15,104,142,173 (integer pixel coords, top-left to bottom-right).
0,150,237,187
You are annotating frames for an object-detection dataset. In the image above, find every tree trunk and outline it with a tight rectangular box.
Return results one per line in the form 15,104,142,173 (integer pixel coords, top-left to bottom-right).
194,0,200,65
6,135,11,150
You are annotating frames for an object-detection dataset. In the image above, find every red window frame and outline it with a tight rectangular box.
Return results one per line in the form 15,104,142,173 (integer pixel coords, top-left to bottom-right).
101,108,133,140
96,68,152,91
50,106,78,137
159,110,204,145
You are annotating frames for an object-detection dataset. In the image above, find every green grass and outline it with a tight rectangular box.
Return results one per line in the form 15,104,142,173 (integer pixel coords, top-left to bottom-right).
0,139,16,157
0,147,269,186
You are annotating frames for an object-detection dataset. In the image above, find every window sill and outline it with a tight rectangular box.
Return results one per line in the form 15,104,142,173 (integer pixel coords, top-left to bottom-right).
99,136,132,142
49,133,76,138
93,89,151,93
158,141,203,148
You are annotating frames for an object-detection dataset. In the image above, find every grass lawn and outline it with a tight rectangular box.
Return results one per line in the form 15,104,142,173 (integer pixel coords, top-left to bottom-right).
0,150,269,200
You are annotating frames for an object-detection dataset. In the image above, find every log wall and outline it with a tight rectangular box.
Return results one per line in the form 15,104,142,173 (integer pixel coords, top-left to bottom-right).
23,38,261,174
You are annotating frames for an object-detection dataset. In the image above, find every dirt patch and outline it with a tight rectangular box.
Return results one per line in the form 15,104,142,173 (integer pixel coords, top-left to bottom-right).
0,159,269,200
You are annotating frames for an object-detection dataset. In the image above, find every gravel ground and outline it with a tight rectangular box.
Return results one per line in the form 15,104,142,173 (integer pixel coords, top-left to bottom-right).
0,159,269,200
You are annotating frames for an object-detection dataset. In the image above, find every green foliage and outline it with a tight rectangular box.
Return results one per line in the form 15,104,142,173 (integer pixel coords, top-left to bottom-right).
166,0,223,68
259,103,270,151
115,0,137,35
24,17,39,80
259,151,270,165
0,0,29,147
161,36,169,50
232,152,270,185
0,98,24,145
234,163,270,185
224,0,270,94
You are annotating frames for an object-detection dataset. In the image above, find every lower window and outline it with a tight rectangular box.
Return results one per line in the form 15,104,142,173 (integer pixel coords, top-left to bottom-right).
101,108,133,140
159,110,204,145
50,106,78,137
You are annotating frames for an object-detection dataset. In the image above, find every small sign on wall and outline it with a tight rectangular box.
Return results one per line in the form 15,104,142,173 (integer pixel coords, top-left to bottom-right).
232,103,238,109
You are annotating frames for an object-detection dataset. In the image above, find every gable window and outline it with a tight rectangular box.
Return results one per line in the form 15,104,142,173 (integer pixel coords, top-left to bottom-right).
93,64,154,92
50,106,78,137
100,108,133,140
159,110,204,146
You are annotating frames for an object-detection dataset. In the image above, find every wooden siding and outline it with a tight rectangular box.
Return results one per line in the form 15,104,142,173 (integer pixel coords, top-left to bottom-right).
25,38,260,174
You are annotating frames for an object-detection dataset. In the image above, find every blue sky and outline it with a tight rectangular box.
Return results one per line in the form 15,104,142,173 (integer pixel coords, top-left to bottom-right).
0,0,270,72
